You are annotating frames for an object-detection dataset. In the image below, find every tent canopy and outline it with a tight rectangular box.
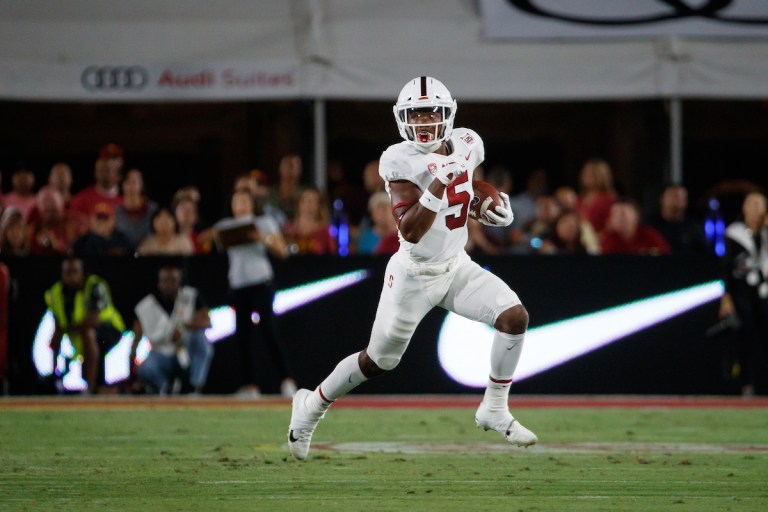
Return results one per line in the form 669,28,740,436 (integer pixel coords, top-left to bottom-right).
1,0,767,102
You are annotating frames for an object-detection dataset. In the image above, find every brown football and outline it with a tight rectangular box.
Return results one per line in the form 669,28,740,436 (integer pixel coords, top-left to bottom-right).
469,181,503,223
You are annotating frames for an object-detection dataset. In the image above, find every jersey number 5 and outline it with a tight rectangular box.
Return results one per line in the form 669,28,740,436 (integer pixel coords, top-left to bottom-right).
444,173,470,230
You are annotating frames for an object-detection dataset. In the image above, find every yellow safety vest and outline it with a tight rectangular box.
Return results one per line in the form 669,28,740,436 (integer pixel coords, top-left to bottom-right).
44,275,125,355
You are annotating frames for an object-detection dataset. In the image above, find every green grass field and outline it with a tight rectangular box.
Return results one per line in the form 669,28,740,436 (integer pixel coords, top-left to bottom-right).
1,398,767,511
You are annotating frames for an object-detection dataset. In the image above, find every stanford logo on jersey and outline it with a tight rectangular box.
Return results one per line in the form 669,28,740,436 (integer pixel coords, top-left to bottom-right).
428,162,437,173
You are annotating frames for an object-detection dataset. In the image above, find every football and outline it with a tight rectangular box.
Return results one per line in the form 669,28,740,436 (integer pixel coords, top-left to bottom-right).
469,180,503,223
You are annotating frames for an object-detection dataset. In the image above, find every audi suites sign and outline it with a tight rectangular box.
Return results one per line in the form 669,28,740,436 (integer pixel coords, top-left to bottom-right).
78,64,298,98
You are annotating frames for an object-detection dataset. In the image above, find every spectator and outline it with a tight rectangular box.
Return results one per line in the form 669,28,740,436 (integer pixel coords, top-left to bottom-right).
517,195,562,253
601,197,671,255
352,160,387,250
362,160,385,196
555,185,600,252
539,210,592,255
171,185,201,208
509,167,548,230
44,257,125,393
576,158,618,234
645,184,708,255
0,207,30,255
27,162,81,227
356,191,399,255
69,143,124,221
28,186,81,255
213,189,296,398
131,265,213,395
328,159,367,229
233,170,286,227
72,202,133,257
265,154,304,222
554,185,578,211
174,196,213,254
115,168,159,251
3,167,37,220
719,191,768,396
283,187,337,255
47,162,74,208
136,207,194,256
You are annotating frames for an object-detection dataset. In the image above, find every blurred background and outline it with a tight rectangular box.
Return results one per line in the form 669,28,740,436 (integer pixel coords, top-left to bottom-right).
1,0,767,396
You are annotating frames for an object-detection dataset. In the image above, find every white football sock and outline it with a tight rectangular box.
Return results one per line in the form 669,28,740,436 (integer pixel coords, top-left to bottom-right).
483,331,524,412
310,352,368,411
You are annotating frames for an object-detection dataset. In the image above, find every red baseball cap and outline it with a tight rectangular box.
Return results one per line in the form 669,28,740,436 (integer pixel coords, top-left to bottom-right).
99,143,124,159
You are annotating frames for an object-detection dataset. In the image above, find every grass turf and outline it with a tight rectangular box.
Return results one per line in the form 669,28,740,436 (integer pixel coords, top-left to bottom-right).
1,401,767,511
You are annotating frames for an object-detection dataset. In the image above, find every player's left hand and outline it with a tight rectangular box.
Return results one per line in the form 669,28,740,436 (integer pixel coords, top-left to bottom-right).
481,192,514,227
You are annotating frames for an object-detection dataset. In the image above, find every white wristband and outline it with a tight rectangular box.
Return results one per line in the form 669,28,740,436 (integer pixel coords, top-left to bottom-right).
419,189,443,213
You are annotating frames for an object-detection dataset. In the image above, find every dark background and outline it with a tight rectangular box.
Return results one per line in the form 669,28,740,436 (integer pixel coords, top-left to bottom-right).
2,99,767,225
1,253,732,396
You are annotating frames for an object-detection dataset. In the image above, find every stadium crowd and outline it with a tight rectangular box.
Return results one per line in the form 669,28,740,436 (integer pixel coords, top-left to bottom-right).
0,143,722,259
2,142,767,398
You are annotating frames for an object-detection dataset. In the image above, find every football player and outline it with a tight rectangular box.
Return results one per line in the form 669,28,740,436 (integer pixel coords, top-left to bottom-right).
288,76,537,460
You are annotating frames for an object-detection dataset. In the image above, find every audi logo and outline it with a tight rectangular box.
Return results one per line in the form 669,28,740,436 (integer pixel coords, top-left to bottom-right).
81,66,149,91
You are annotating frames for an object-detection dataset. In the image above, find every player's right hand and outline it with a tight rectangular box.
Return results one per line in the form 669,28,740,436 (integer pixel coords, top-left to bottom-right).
431,160,467,186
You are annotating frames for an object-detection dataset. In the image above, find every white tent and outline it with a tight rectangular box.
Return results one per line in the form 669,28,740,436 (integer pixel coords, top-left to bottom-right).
1,0,767,102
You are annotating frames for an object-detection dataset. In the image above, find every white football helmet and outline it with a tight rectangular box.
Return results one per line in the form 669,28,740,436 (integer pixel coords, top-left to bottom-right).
393,76,457,153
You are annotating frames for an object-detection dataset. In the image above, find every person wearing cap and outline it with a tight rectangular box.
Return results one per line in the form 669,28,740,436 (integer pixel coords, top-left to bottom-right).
70,143,124,222
72,202,133,257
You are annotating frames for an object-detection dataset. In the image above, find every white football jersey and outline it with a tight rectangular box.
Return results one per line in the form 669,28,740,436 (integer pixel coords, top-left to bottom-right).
379,127,485,263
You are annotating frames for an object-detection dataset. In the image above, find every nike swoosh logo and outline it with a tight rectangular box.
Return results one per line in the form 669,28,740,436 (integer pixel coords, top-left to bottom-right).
438,280,725,387
289,430,299,443
348,374,354,383
465,151,472,161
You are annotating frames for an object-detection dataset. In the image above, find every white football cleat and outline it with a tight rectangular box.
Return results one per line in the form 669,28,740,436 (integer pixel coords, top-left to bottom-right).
287,388,326,460
475,402,538,447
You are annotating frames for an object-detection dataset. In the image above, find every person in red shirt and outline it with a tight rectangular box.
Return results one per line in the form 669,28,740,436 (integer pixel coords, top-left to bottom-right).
3,167,37,220
69,143,124,223
576,158,618,234
601,197,671,255
282,188,337,255
28,187,82,255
